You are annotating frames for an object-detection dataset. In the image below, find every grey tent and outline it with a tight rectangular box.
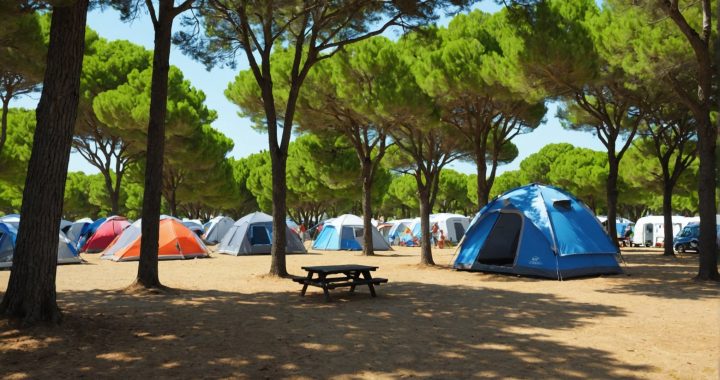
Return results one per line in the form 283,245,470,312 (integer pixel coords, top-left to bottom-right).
217,212,306,255
203,216,234,244
57,232,82,264
60,219,73,235
67,217,93,244
182,220,204,237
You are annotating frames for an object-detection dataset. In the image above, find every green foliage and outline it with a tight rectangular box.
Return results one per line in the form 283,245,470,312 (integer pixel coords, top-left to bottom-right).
0,108,35,185
435,169,469,213
243,134,361,223
619,140,699,215
488,170,525,200
0,5,45,84
385,174,419,212
93,65,233,215
518,143,575,183
0,108,35,214
547,147,607,211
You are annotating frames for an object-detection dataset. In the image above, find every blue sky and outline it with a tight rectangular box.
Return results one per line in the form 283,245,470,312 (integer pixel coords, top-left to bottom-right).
14,2,606,176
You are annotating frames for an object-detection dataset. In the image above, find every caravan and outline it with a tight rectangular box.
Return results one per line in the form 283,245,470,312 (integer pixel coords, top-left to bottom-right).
632,215,689,247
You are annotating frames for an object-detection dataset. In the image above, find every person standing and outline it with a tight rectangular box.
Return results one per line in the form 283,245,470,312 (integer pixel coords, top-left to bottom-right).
431,222,439,248
299,223,307,241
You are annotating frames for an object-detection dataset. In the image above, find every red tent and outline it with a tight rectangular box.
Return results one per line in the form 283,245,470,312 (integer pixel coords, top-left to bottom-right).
83,216,130,253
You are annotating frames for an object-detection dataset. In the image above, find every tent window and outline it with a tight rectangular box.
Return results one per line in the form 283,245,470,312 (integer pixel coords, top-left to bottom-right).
477,213,522,266
354,228,364,238
553,199,572,210
250,225,271,245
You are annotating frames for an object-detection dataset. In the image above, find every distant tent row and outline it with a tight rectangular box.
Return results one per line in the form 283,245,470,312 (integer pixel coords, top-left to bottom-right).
454,184,622,279
0,214,82,268
101,216,209,261
385,214,470,246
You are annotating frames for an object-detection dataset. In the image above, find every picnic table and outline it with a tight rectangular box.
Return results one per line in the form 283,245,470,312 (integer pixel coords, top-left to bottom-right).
293,264,388,301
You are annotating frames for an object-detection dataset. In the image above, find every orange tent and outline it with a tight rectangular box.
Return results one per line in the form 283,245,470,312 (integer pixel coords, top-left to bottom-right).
101,218,209,262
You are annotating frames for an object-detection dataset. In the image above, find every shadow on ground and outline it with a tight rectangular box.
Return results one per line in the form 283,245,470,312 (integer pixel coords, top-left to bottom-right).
1,282,649,379
603,251,720,300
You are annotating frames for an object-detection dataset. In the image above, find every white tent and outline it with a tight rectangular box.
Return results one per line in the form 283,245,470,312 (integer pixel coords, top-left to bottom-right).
217,212,306,255
386,219,414,245
430,213,470,244
312,214,391,251
203,216,234,244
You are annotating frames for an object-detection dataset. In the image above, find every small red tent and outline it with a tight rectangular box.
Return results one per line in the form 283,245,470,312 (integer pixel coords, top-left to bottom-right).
83,216,130,253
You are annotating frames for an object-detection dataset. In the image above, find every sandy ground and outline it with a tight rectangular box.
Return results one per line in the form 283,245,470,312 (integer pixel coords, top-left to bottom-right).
0,245,718,379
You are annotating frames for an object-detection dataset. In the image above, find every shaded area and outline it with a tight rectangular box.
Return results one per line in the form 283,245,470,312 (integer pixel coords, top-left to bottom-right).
605,250,720,300
1,283,649,379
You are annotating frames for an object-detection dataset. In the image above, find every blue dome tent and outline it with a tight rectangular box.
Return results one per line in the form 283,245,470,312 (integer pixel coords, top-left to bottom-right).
313,214,391,251
0,223,16,268
454,184,622,279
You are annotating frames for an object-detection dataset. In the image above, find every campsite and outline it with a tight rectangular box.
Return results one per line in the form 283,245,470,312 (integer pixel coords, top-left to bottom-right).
1,0,719,379
1,246,718,378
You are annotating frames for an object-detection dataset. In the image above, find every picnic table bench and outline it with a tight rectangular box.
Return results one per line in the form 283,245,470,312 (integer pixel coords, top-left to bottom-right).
292,264,388,301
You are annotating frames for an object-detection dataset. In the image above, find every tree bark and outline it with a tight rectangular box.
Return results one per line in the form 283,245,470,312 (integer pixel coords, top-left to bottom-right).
269,146,288,276
100,169,122,215
661,0,718,280
695,111,718,280
0,96,9,157
605,155,619,246
0,0,88,325
134,1,174,290
475,141,490,207
361,158,375,256
418,186,434,265
661,179,675,256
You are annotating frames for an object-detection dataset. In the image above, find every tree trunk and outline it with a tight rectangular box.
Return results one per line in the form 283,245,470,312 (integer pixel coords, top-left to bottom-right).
111,174,122,215
133,3,173,290
0,96,9,157
695,111,719,280
168,188,177,217
476,153,489,208
606,156,620,246
269,147,289,276
661,179,675,256
0,0,88,325
361,159,375,256
101,169,120,215
418,186,434,266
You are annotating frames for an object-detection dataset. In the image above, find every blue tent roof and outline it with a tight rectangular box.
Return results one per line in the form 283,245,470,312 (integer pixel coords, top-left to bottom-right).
455,184,621,279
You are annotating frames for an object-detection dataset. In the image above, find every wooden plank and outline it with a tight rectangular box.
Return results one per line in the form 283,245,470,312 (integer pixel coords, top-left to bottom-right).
301,264,378,274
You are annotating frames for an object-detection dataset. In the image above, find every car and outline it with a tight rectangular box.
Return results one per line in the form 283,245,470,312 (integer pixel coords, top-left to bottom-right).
674,222,720,253
674,223,699,253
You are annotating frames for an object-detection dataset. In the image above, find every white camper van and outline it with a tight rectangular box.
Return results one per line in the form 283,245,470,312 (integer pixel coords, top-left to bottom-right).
632,215,689,247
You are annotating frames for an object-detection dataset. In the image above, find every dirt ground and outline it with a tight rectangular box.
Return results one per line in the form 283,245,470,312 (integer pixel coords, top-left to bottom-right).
0,245,718,379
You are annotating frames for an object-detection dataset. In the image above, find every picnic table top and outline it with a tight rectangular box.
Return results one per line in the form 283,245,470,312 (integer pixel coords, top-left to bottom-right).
301,264,378,273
